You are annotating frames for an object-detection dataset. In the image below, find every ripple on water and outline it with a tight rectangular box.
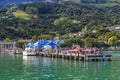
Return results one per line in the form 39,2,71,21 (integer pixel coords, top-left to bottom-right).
1,53,120,80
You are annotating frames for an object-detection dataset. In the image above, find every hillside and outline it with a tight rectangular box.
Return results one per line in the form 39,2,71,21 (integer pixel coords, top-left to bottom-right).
63,0,120,3
0,0,120,9
62,0,120,7
0,2,120,40
0,0,60,9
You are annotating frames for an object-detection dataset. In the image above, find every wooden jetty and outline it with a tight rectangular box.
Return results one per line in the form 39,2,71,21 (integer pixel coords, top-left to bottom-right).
22,47,112,61
83,54,112,61
35,52,112,61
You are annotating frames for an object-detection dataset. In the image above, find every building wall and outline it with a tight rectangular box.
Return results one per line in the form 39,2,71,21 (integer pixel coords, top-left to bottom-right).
0,42,16,51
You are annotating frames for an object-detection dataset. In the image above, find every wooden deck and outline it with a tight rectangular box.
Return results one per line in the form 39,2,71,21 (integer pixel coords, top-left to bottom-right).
36,52,112,61
2,49,112,61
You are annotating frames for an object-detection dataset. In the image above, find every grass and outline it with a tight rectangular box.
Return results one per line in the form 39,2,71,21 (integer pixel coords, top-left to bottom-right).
62,0,81,3
95,3,120,7
13,10,30,20
108,0,120,2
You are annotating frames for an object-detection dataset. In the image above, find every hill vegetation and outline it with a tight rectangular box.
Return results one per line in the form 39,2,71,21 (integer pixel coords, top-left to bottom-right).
63,0,120,4
13,10,30,20
0,0,120,9
62,0,120,7
0,1,120,47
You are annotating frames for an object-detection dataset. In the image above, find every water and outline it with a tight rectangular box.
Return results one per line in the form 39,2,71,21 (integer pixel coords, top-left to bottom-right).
0,51,120,80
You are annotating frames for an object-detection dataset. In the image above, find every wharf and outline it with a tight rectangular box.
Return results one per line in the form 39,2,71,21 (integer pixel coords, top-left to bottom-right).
36,52,112,61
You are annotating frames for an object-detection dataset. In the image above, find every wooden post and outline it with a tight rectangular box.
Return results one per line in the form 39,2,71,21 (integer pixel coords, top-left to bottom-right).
85,54,88,61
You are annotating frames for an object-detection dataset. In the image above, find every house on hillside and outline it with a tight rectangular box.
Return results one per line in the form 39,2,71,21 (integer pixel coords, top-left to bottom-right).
73,20,81,24
68,33,78,37
114,25,120,31
67,32,85,37
72,44,80,49
18,39,32,43
78,32,85,37
106,26,112,31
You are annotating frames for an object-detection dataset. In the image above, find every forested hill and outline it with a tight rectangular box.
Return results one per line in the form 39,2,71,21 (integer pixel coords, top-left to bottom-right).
0,0,60,9
62,0,120,3
0,0,120,9
0,2,120,40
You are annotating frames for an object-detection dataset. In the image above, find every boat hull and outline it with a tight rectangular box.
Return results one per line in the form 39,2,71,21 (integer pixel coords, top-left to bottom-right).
23,51,36,56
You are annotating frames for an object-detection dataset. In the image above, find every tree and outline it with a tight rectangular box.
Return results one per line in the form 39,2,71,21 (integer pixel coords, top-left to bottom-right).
54,17,68,26
7,6,18,13
31,35,37,42
25,7,38,14
108,36,119,46
84,38,94,48
3,38,11,42
61,37,83,48
15,41,25,48
54,17,72,34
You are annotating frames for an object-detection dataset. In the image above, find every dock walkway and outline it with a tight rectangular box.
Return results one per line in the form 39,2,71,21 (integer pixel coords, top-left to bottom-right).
36,52,112,61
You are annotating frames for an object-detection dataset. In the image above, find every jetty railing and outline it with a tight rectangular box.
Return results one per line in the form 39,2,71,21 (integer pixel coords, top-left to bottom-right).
35,51,112,61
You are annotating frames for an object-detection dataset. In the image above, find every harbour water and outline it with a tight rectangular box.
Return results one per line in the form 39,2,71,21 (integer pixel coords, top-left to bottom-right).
0,51,120,80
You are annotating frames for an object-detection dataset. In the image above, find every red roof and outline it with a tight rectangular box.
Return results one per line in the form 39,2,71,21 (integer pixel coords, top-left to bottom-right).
18,39,31,43
63,48,82,53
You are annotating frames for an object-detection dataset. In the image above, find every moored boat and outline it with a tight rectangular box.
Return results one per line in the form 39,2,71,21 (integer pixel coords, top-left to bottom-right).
23,48,36,56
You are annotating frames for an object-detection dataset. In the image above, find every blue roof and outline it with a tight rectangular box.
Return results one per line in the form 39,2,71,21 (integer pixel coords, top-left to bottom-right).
45,41,58,49
27,42,34,48
34,41,49,48
29,41,59,50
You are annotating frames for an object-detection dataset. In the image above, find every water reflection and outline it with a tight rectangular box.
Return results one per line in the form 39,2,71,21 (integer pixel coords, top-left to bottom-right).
55,59,112,80
23,56,39,66
0,52,120,80
23,56,58,80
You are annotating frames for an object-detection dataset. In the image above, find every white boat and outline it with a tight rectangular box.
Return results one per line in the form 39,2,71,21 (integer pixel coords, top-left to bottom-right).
23,48,36,56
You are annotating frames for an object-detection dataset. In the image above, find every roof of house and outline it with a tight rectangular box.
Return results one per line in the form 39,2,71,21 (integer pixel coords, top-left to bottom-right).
18,39,31,43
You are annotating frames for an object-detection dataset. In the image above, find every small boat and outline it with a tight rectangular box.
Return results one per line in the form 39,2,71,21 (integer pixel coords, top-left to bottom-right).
23,48,36,56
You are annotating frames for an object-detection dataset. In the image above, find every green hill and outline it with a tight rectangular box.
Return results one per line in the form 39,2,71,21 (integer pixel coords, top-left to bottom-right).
62,0,120,3
0,2,120,40
62,0,120,7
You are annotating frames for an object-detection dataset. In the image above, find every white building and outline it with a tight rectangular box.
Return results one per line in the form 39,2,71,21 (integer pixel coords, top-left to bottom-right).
0,42,16,52
114,25,120,31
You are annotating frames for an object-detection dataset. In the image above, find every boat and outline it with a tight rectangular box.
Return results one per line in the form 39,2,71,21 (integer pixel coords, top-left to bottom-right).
5,48,22,54
14,48,23,54
23,48,36,56
23,51,36,56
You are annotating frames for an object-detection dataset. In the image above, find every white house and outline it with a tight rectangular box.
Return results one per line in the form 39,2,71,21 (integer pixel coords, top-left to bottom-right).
0,41,16,52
